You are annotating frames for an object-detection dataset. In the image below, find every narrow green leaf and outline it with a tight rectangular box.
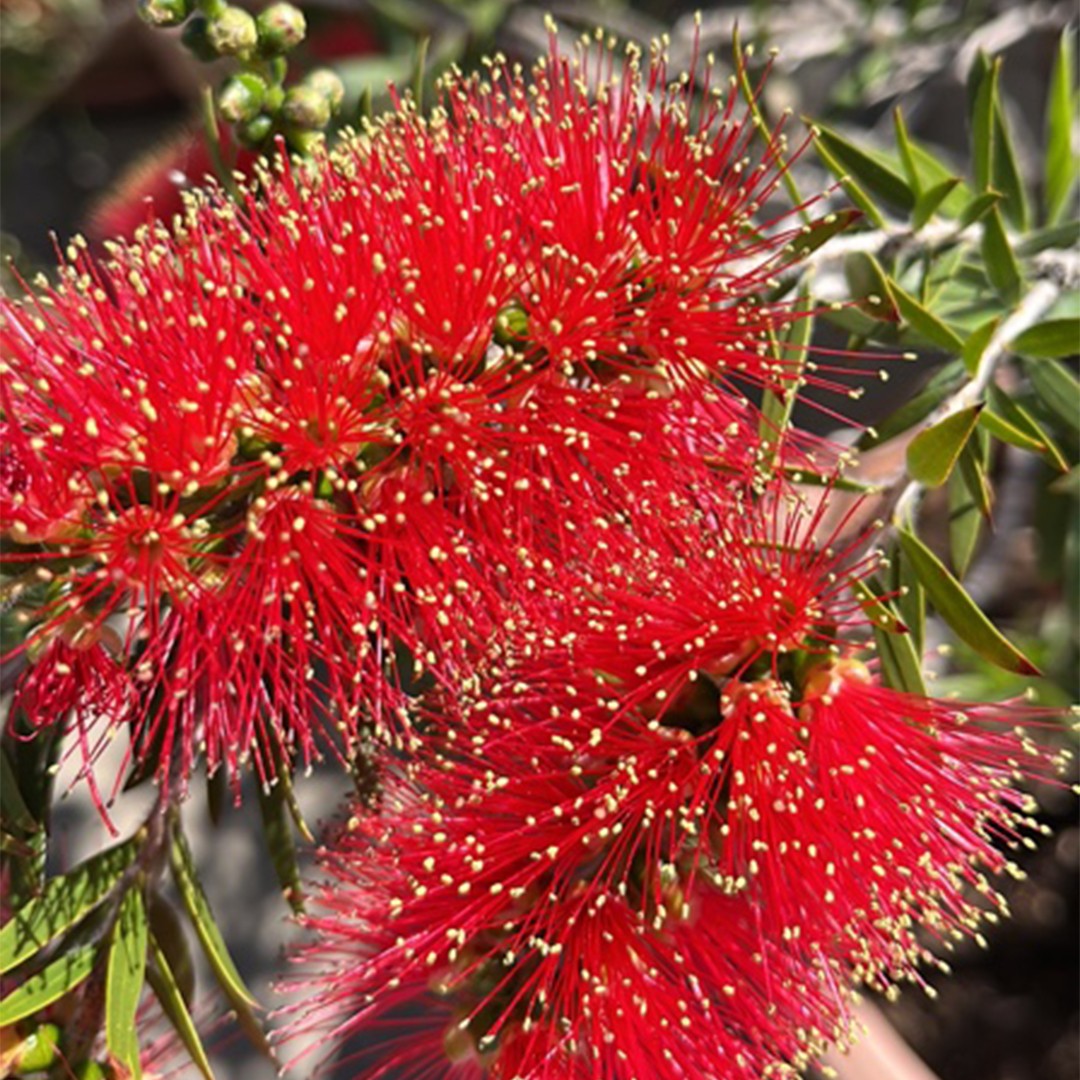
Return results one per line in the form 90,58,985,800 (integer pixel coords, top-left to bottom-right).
1023,357,1080,432
986,382,1070,470
146,935,214,1080
948,463,983,578
0,944,97,1024
889,544,926,657
981,207,1022,303
907,405,984,487
106,887,148,1079
0,838,138,975
845,251,899,322
862,580,927,696
961,317,1000,375
897,528,1041,674
980,408,1049,454
810,136,887,228
969,53,997,192
958,433,993,518
169,824,275,1061
958,189,1002,229
783,209,861,259
1015,218,1080,255
852,578,908,635
1010,318,1080,359
1046,31,1078,225
812,123,916,211
257,777,306,915
909,143,973,214
859,360,967,447
992,93,1030,231
913,177,961,230
888,278,965,352
147,895,195,1007
893,107,922,194
169,827,257,1007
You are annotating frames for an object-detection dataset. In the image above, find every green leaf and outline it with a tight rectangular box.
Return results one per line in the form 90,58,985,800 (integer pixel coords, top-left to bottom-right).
958,189,1002,229
1015,219,1080,256
1046,31,1078,225
0,745,36,835
986,382,1070,470
1010,318,1080,359
893,107,922,194
0,944,98,1024
858,577,927,695
106,887,148,1079
811,122,916,212
980,408,1050,454
1023,357,1080,432
991,91,1030,231
147,895,195,1007
907,405,984,487
783,209,861,259
909,143,973,215
888,278,965,352
913,177,961,230
860,360,967,447
169,823,275,1061
948,462,983,577
257,776,306,915
958,433,993,518
0,838,138,975
897,528,1041,674
811,135,887,228
968,52,996,192
961,317,1000,375
146,935,214,1080
981,207,1022,304
845,251,899,322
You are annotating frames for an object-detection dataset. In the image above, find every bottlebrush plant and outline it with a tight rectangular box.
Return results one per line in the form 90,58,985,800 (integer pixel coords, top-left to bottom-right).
0,12,1077,1080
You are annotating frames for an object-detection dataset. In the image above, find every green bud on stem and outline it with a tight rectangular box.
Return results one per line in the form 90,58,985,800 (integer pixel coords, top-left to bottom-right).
206,5,258,57
137,0,192,27
256,2,306,55
282,84,332,130
218,72,268,122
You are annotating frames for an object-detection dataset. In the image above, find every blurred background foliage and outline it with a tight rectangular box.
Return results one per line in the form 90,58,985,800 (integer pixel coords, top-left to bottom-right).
0,1,1077,1078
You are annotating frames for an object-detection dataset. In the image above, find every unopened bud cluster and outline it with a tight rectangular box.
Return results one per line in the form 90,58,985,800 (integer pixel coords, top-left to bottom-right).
136,0,345,151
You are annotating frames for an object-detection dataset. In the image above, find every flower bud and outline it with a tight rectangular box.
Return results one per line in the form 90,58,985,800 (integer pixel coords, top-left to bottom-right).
136,0,192,27
256,2,306,55
206,5,258,57
180,15,218,61
282,84,331,130
304,68,345,113
238,113,275,147
218,72,267,123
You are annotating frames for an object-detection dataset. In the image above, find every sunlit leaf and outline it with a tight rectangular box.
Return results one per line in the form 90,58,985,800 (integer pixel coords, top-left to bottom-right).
0,944,97,1024
1010,318,1080,359
1046,31,1078,225
106,887,148,1079
888,278,965,352
907,405,983,487
913,177,961,230
948,463,983,578
811,122,916,211
893,107,922,194
0,839,138,975
897,528,1041,675
169,824,275,1061
860,360,966,448
783,209,861,258
968,52,996,192
961,317,1000,375
858,577,926,695
986,382,1070,470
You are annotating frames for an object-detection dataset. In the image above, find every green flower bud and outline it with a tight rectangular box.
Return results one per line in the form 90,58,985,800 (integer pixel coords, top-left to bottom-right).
304,68,345,113
256,2,306,56
237,113,275,147
282,84,331,130
136,0,192,27
206,5,258,57
180,15,218,61
15,1023,61,1071
218,72,267,123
